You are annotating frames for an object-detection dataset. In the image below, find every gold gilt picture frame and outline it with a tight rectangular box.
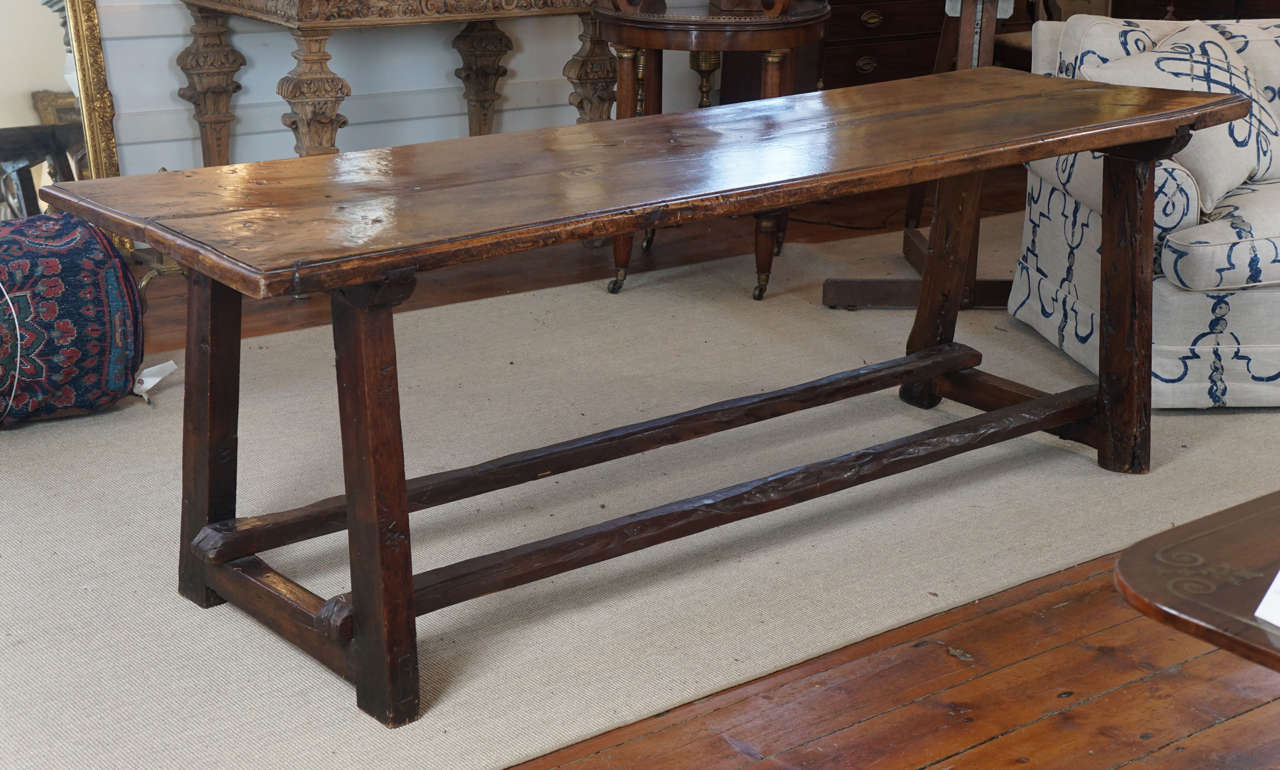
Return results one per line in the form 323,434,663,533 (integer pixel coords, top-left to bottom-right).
64,0,121,181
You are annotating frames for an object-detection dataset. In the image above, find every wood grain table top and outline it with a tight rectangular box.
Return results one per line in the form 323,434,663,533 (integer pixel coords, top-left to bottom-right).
1116,490,1280,674
41,67,1248,299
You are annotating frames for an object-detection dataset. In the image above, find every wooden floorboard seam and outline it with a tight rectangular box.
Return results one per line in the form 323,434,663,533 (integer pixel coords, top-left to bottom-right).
545,564,1120,768
1108,693,1280,769
914,648,1222,769
752,613,1153,765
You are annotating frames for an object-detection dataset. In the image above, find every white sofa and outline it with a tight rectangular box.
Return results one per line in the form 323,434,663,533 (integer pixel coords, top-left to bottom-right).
1008,15,1280,407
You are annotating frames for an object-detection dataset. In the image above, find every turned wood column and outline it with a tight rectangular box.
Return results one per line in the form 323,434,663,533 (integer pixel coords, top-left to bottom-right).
278,29,351,156
564,14,617,123
689,51,721,108
452,21,513,137
330,270,420,726
177,6,246,167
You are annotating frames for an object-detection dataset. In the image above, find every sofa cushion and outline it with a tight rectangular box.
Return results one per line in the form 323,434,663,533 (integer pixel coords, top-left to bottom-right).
1162,178,1280,290
1054,15,1183,78
1205,21,1280,180
1027,152,1200,252
1078,21,1278,211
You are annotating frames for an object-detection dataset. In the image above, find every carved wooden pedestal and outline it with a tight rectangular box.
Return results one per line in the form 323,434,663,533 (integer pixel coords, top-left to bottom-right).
175,2,615,166
177,7,245,167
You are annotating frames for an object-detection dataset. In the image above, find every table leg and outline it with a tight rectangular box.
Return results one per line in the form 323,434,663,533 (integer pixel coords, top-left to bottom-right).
177,5,245,167
900,171,985,409
330,272,420,726
642,48,663,117
608,46,639,295
690,51,721,108
747,50,791,301
1098,151,1157,474
278,29,351,157
452,21,513,137
761,49,787,99
179,273,243,607
564,14,618,124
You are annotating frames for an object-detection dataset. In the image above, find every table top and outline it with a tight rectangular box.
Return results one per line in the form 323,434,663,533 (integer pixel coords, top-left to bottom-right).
41,67,1247,299
1116,490,1280,673
185,0,593,28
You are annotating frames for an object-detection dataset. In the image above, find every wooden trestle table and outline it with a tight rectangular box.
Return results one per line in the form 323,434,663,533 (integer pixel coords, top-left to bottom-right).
41,67,1248,727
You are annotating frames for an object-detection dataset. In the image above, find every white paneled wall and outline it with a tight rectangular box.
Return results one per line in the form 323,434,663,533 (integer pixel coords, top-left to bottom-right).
99,0,704,175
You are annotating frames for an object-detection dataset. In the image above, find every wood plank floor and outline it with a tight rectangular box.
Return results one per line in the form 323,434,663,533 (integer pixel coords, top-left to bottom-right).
132,166,1280,768
513,555,1280,769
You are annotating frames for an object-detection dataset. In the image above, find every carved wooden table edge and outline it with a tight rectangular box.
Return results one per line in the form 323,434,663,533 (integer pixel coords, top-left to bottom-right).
1115,489,1280,673
38,75,1250,727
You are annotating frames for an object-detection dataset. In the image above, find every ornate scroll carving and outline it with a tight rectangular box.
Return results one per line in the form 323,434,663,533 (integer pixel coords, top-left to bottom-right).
452,21,513,137
277,29,351,156
177,7,246,167
563,14,616,123
1154,546,1265,599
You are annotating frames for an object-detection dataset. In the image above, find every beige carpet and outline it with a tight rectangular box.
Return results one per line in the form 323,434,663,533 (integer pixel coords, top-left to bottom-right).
4,213,1279,768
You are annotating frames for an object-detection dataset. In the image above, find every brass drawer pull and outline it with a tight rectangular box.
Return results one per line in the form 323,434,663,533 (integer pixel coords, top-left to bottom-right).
859,9,884,28
855,55,878,74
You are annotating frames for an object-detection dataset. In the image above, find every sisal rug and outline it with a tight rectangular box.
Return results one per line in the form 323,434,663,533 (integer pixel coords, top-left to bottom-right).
4,214,1279,768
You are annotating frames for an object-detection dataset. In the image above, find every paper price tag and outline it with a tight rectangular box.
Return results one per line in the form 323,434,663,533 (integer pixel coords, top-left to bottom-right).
1255,570,1280,629
133,360,178,405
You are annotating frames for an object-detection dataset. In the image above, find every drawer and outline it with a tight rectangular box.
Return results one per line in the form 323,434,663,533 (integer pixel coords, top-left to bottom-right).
826,0,945,43
820,36,940,89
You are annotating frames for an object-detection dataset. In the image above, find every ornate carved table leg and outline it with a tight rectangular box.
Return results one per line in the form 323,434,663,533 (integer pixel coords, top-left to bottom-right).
330,270,420,726
177,6,245,167
278,29,351,157
747,50,791,300
564,14,617,124
689,51,721,109
608,45,638,294
452,20,513,137
179,273,242,606
900,171,985,409
1096,132,1188,474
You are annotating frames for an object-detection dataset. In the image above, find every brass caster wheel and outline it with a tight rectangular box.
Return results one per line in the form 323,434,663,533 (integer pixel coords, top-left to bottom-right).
753,272,770,301
607,268,627,294
641,228,656,253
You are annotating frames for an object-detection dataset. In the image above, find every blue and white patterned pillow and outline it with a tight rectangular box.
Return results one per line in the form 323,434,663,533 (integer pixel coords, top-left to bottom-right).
1205,21,1280,181
1079,22,1279,212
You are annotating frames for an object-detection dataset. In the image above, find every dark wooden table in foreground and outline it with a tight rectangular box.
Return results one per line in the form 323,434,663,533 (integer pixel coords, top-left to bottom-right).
1117,490,1280,673
42,68,1247,727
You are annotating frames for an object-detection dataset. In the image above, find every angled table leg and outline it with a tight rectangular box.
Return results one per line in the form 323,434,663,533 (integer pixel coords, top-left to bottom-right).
900,171,985,409
179,273,243,606
1097,145,1163,474
330,272,421,726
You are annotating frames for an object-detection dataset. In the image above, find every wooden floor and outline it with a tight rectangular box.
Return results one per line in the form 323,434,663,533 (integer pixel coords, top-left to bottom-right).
133,166,1280,768
514,555,1280,769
